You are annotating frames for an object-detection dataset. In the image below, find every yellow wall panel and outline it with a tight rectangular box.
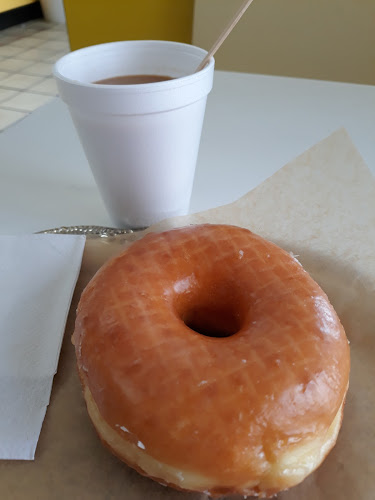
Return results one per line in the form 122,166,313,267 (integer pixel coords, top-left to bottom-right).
0,0,35,13
64,0,194,51
193,0,375,85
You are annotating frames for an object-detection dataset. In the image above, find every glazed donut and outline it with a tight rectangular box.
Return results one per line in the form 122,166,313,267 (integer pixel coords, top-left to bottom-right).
73,224,350,497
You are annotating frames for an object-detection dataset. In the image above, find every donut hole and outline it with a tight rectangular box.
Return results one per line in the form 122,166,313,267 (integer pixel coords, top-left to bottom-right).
183,304,242,338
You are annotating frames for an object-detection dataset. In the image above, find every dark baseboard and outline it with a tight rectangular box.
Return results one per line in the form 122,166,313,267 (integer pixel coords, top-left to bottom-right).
0,2,43,31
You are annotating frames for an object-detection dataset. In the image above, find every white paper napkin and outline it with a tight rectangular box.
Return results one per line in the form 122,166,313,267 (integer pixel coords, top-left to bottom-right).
0,234,85,460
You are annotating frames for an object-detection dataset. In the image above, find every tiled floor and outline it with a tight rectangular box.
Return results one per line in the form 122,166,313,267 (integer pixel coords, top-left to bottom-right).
0,19,69,131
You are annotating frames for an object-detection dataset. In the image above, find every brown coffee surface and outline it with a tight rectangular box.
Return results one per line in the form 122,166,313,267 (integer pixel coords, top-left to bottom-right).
94,74,174,85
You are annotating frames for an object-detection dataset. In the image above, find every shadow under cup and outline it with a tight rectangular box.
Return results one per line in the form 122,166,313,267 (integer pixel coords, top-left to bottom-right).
53,40,215,229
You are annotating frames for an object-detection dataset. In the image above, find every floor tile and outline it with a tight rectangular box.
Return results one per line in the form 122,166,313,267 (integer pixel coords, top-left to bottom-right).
1,91,53,112
21,61,53,77
16,47,59,62
39,39,69,51
30,28,63,40
29,77,58,95
0,108,26,131
54,23,67,31
25,20,53,30
2,25,28,35
30,31,69,44
0,88,18,102
0,20,68,131
9,37,45,49
54,32,69,42
45,50,68,63
11,25,49,37
0,35,18,46
0,45,25,57
0,73,43,90
0,58,33,72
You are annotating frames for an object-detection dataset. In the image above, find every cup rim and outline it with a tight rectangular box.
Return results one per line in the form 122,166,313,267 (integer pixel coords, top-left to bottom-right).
53,39,214,92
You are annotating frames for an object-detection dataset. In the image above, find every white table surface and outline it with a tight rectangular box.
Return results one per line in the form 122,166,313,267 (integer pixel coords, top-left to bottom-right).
1,70,374,234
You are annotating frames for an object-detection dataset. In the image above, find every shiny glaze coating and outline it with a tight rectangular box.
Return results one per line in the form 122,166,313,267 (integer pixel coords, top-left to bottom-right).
74,224,350,496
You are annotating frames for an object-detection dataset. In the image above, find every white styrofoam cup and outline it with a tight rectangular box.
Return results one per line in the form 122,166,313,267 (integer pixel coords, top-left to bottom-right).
54,40,215,228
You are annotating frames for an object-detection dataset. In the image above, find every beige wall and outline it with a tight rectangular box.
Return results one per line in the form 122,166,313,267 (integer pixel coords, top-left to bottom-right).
0,0,35,13
193,0,375,85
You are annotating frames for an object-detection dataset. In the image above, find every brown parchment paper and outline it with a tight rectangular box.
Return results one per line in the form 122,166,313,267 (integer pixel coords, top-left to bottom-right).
1,128,374,499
